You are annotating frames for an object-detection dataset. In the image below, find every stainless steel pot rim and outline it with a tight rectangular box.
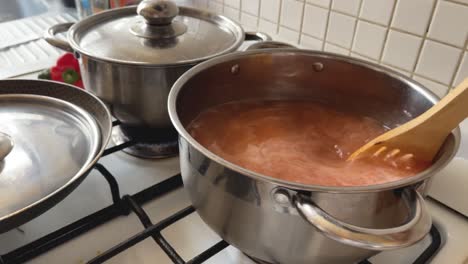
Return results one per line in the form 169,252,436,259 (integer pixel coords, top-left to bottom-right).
168,48,461,193
67,6,245,67
0,80,112,222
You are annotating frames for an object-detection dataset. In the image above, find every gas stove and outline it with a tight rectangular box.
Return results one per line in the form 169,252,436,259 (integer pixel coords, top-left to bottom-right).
0,119,467,264
3,34,468,263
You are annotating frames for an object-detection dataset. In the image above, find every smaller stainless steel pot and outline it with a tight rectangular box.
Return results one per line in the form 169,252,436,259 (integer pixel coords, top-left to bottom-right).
45,0,269,158
168,49,460,264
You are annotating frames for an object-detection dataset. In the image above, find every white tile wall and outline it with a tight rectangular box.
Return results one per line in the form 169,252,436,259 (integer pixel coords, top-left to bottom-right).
242,0,259,15
413,76,450,97
302,4,328,39
415,40,461,84
351,52,377,63
352,20,386,60
240,12,258,30
384,64,411,77
280,0,304,29
223,5,240,21
300,34,324,50
225,0,240,8
324,42,348,55
428,0,468,47
260,0,281,22
331,0,361,16
382,30,422,71
391,0,435,36
306,0,330,8
258,19,277,36
326,11,356,48
360,0,395,26
278,26,300,43
191,0,468,95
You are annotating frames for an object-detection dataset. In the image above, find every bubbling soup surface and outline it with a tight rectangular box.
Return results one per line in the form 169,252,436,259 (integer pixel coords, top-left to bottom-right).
188,100,430,187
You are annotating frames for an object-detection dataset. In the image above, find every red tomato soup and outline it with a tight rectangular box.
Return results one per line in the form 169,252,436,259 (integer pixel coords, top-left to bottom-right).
188,100,430,187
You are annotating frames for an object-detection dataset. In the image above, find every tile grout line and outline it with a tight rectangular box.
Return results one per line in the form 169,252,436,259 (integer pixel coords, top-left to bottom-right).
321,0,332,51
413,73,456,87
444,0,468,7
301,3,465,50
466,35,468,50
239,0,242,22
255,0,261,29
283,23,464,66
278,14,465,51
348,0,364,56
221,0,224,13
409,0,439,79
448,36,468,89
305,1,331,10
377,0,398,64
297,0,306,45
281,23,464,56
276,0,283,35
390,29,465,50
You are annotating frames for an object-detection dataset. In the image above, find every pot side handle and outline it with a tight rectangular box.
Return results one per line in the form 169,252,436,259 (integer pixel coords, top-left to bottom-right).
244,32,272,42
293,189,432,251
44,23,74,52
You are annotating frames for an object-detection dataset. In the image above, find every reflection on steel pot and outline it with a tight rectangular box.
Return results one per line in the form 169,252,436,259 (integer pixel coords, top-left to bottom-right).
168,49,460,263
0,79,112,233
44,0,269,158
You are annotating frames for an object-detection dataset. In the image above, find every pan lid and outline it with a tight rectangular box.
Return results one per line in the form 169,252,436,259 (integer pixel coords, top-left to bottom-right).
69,0,244,66
0,94,101,219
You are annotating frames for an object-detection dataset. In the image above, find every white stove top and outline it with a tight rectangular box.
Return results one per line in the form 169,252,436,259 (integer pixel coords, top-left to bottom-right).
0,138,467,264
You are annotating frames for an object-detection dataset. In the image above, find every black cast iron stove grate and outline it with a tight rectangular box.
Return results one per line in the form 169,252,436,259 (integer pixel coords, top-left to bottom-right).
0,122,442,264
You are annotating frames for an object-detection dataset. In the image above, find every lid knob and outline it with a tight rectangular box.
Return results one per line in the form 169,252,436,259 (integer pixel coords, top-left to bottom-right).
131,0,187,39
0,132,13,161
137,0,179,26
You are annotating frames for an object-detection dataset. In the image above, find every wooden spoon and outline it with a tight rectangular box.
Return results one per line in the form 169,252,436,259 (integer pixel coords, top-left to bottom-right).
348,78,468,162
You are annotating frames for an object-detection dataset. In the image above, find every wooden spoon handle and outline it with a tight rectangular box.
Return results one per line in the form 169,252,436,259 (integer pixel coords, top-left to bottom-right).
420,78,468,131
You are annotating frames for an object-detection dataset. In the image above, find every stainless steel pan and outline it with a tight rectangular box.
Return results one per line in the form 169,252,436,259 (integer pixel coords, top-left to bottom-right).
0,79,112,233
168,49,460,264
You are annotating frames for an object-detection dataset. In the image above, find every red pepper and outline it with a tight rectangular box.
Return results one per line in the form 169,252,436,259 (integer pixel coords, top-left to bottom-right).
62,68,80,84
42,53,84,89
56,53,80,73
74,79,84,89
50,66,63,82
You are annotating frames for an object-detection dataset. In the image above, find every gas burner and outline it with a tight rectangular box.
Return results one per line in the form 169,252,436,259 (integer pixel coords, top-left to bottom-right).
111,125,178,159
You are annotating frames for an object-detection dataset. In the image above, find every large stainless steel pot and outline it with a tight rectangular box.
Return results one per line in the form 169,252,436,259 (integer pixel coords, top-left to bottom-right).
168,49,460,264
45,0,268,158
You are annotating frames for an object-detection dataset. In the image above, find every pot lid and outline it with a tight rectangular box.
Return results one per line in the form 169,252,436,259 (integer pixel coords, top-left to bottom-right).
69,0,244,66
0,94,100,217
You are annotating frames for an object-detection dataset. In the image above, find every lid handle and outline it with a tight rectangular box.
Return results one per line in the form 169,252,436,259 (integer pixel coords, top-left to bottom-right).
0,132,13,162
137,0,179,26
130,0,187,40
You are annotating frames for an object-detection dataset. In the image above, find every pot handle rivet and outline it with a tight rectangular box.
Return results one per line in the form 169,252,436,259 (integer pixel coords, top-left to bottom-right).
313,62,324,72
231,64,240,75
273,189,290,205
